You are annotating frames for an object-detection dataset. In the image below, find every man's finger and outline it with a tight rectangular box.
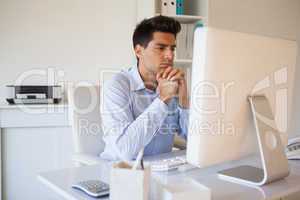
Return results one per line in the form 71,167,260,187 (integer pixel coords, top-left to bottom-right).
167,69,179,80
178,79,185,85
170,72,184,81
162,67,173,79
156,70,164,81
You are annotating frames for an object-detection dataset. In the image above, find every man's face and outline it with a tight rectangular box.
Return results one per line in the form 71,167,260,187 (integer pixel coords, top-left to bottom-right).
135,32,176,75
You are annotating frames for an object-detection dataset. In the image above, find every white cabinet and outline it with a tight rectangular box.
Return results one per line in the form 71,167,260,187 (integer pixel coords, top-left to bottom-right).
0,104,74,200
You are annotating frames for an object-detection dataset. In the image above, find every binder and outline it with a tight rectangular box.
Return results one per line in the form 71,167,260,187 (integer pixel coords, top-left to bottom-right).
176,0,184,15
161,0,169,15
168,0,176,15
161,0,176,15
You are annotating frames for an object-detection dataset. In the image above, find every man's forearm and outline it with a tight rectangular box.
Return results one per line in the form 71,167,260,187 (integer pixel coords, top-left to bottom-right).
178,107,189,139
179,95,189,109
105,98,168,160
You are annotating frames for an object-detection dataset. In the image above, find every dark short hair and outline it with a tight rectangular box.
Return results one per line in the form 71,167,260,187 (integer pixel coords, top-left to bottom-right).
132,15,181,49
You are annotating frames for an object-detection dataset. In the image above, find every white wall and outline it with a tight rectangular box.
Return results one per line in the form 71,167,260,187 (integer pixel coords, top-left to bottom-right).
207,0,300,137
0,0,138,104
1,0,300,142
0,1,138,199
208,0,300,40
293,28,300,137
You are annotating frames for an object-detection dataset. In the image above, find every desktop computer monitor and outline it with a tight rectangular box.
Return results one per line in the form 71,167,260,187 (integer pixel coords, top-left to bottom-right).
187,26,298,173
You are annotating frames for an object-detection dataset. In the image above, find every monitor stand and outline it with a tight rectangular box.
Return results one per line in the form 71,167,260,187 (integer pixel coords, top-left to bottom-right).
218,95,290,186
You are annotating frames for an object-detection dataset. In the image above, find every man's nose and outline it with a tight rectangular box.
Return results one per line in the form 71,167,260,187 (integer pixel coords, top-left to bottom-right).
164,49,174,61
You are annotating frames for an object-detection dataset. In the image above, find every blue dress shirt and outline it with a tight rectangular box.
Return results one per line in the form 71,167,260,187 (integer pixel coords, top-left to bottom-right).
100,66,189,161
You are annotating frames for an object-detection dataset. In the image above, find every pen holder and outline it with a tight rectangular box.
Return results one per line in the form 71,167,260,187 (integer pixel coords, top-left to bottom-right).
110,161,151,200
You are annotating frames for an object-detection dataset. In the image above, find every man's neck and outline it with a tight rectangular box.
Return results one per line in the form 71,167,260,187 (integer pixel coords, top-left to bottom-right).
138,64,157,91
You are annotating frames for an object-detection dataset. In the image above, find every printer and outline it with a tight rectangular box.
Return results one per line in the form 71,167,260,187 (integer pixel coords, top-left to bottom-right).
6,85,63,104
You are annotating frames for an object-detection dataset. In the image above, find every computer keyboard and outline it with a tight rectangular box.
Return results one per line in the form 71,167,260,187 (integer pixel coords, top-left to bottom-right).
71,180,109,198
149,156,187,172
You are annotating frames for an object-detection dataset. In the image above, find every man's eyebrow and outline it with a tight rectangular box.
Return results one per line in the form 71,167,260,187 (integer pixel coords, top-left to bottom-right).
155,43,177,48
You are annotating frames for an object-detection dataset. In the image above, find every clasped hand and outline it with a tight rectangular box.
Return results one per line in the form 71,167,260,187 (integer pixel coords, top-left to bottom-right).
156,67,189,108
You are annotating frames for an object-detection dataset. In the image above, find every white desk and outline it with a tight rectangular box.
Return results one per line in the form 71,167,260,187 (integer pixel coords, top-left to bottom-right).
38,151,300,200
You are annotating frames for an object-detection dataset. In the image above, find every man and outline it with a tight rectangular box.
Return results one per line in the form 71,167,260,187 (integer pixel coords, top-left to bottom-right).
101,15,189,161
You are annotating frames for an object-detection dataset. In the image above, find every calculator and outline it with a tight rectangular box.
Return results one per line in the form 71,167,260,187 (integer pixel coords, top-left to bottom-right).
71,180,109,198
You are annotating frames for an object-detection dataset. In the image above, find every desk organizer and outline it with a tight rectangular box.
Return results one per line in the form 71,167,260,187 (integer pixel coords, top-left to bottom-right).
110,162,151,200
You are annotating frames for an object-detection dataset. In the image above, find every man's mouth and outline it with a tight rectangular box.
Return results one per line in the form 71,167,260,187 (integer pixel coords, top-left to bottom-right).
160,63,173,68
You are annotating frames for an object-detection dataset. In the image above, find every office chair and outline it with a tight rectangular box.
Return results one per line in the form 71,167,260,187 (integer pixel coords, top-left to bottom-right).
68,85,105,166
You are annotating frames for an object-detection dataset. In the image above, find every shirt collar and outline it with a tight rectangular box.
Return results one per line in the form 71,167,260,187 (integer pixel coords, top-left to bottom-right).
129,65,146,91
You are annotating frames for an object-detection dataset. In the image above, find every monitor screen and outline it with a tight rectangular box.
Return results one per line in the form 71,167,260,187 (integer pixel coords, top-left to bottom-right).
187,27,298,168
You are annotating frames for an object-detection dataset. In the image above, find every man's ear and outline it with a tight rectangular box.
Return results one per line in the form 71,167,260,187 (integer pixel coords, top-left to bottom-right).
134,44,144,59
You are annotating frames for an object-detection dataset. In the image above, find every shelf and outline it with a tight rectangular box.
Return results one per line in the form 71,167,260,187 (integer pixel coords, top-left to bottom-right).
0,103,68,109
155,13,204,24
174,59,192,65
